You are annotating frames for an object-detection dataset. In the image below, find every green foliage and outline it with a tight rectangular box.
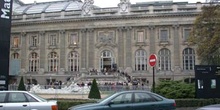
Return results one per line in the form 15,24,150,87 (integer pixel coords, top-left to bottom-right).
155,80,195,99
88,79,101,99
188,5,220,65
18,76,26,91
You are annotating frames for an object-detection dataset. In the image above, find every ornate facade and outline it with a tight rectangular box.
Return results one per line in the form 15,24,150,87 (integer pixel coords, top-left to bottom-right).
10,0,205,85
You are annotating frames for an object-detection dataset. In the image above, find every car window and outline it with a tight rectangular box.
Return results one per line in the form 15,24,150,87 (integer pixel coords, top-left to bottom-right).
111,93,132,104
24,93,38,102
0,93,7,103
150,94,163,101
8,93,27,103
134,92,156,103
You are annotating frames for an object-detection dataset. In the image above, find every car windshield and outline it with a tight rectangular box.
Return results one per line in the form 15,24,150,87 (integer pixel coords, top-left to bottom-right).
97,93,115,103
29,92,47,102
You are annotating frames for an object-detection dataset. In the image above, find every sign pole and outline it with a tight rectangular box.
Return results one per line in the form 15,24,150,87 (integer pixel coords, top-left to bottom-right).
153,67,155,92
149,54,157,93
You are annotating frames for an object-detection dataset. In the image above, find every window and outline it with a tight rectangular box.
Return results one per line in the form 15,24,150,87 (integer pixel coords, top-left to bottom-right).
134,92,161,103
48,52,59,72
30,35,38,46
0,93,6,103
183,29,191,41
12,37,19,47
158,48,171,71
49,34,58,46
11,53,19,59
198,80,203,89
183,48,195,70
135,50,147,71
111,93,132,104
24,93,38,102
137,31,144,42
211,79,216,89
160,29,168,41
29,52,39,72
8,93,27,102
68,51,79,71
69,33,78,45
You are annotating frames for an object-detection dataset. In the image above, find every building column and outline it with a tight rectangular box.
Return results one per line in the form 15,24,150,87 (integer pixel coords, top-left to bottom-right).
59,30,66,74
149,26,156,54
80,29,87,70
125,27,132,67
117,27,125,70
88,29,94,69
39,31,45,74
125,27,133,73
173,24,181,73
21,32,27,69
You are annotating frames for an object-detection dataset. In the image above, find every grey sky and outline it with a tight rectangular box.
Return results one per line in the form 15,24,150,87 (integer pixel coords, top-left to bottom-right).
20,0,206,8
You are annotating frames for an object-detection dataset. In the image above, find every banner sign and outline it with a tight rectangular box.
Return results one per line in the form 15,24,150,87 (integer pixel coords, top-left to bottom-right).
0,0,13,90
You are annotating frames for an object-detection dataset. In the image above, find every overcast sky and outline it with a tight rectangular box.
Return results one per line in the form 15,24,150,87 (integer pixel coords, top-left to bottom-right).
20,0,206,8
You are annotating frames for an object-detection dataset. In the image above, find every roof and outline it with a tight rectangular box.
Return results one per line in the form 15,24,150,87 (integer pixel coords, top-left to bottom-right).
13,0,84,14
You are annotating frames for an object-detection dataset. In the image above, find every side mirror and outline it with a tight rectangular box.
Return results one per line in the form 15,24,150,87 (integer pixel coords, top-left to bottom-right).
107,101,114,106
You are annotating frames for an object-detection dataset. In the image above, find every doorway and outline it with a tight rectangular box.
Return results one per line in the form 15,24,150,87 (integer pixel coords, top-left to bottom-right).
100,50,115,72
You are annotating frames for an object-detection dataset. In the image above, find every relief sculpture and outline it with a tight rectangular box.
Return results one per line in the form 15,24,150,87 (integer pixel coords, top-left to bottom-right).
96,31,116,48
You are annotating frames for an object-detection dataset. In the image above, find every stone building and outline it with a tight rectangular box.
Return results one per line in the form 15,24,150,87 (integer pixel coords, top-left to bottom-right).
10,0,204,85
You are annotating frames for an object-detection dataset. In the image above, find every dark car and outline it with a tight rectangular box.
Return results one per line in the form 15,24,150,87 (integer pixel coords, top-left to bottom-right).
68,90,176,110
196,104,220,110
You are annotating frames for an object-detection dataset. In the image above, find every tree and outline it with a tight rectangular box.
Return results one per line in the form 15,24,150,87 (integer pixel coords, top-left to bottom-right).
18,76,26,91
188,5,220,65
88,79,101,99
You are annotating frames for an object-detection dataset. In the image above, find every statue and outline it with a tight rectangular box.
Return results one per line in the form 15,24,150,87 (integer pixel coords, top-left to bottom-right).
82,0,94,16
118,0,130,13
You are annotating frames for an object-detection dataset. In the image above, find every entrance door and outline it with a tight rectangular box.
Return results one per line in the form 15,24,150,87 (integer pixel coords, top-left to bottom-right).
100,50,115,72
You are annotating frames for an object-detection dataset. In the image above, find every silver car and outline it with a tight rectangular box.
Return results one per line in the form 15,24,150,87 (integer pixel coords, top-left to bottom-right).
0,91,58,110
196,104,220,110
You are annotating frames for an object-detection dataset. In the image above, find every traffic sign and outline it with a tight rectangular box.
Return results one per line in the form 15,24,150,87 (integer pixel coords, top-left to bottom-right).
149,54,157,67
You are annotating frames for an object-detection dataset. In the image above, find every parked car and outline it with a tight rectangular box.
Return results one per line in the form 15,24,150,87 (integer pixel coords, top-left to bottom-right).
0,91,58,110
196,104,220,110
68,90,176,110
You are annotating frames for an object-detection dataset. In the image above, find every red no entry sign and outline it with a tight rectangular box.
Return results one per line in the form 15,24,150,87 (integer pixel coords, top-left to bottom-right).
149,54,157,67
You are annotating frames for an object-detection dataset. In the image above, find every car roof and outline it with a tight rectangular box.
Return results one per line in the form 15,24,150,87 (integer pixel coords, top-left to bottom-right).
0,91,29,93
116,90,152,94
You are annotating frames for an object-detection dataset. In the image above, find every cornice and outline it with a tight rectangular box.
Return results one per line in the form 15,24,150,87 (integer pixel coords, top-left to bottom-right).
12,12,199,26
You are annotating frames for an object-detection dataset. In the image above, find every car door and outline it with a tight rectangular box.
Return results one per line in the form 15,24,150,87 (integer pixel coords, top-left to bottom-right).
103,93,133,110
133,92,157,110
4,92,30,110
0,92,7,110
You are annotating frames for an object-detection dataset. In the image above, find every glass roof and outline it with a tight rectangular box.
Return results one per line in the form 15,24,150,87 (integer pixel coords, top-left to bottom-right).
65,1,83,11
13,5,30,14
13,0,84,15
45,2,70,12
27,4,49,14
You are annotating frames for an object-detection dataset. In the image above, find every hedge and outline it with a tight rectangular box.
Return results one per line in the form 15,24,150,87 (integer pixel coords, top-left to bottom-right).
55,98,220,110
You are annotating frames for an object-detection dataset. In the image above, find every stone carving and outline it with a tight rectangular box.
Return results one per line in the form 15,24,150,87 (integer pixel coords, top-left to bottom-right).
96,31,116,48
118,0,130,13
82,0,94,16
99,31,114,43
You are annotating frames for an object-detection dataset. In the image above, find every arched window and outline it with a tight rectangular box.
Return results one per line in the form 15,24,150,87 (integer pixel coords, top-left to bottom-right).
48,52,59,72
158,48,171,71
135,50,147,71
183,48,195,70
100,50,115,71
11,53,19,59
68,51,79,71
29,52,39,72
